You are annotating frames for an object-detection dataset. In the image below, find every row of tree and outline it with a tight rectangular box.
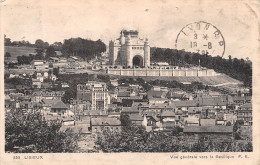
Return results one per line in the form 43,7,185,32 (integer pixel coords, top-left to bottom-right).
150,48,252,87
5,35,63,51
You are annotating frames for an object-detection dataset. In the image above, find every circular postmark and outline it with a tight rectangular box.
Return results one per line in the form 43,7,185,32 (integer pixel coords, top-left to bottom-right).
175,21,225,57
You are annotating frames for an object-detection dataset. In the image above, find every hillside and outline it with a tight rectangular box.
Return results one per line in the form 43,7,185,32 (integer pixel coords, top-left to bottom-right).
4,46,36,63
4,46,63,63
150,47,252,87
108,73,242,90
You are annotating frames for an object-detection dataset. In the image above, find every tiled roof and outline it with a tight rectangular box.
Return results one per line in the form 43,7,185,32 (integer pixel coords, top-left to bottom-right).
82,110,107,116
161,110,175,117
166,92,183,98
147,115,160,122
42,99,61,107
147,90,167,98
51,100,68,109
149,102,176,109
188,107,202,113
239,103,252,109
77,116,91,124
183,126,233,133
199,98,227,106
117,91,131,97
149,98,169,102
121,107,139,113
200,119,216,126
162,122,176,128
129,113,144,121
173,100,198,107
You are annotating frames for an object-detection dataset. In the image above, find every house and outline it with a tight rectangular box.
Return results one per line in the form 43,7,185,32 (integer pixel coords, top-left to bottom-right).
50,74,57,81
9,73,16,78
38,76,44,82
62,117,75,126
200,119,216,126
43,71,48,78
49,57,60,63
61,82,69,88
80,110,108,117
142,114,161,132
198,97,227,109
32,60,44,66
187,107,202,118
91,117,121,133
237,103,252,126
146,102,176,117
173,100,198,111
50,100,69,116
18,101,42,113
110,79,119,87
74,116,91,133
183,126,233,144
32,79,41,88
166,90,193,101
41,99,61,113
31,90,65,102
41,82,52,89
232,96,251,105
129,113,144,126
121,107,139,115
184,116,200,126
147,90,167,99
149,98,169,104
223,113,237,125
108,111,121,118
161,110,176,130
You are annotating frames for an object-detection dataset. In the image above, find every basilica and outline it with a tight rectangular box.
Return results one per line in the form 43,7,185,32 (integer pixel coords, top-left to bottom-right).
108,30,150,68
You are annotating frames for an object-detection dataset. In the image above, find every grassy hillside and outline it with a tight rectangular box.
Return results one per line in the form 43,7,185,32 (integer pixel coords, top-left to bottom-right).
4,46,36,62
109,74,242,89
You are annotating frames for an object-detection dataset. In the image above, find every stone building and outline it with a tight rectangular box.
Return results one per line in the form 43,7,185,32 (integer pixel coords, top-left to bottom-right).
77,81,108,111
109,30,150,68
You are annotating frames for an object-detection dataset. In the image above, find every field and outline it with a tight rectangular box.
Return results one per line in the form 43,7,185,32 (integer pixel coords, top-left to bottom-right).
4,46,36,62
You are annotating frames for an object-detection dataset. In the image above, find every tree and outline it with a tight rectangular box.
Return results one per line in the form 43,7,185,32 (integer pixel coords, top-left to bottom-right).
51,42,63,51
4,35,12,46
35,39,45,48
5,109,80,153
46,46,57,59
5,52,11,58
62,89,74,103
17,55,33,65
53,67,59,76
44,42,49,48
120,114,131,126
62,38,106,59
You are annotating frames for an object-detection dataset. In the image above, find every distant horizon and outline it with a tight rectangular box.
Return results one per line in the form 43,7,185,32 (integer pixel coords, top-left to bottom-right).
2,0,259,60
4,37,252,61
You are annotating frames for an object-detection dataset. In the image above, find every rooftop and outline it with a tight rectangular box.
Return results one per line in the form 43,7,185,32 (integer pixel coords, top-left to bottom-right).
183,126,233,133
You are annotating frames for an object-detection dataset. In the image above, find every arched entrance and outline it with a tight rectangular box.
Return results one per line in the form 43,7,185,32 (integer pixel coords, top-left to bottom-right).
132,55,143,67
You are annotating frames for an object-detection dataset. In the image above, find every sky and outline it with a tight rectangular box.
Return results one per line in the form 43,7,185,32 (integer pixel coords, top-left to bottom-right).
1,0,260,59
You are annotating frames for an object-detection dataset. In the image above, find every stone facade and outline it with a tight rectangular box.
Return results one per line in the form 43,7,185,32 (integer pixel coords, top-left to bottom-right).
109,30,150,68
107,68,218,77
77,81,108,111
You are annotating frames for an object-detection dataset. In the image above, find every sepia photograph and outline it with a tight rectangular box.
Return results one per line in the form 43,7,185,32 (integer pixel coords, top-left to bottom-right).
0,0,259,164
